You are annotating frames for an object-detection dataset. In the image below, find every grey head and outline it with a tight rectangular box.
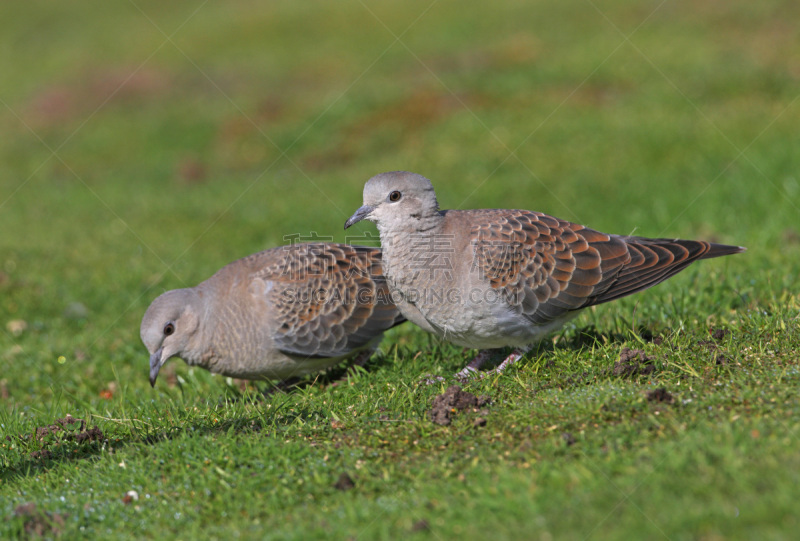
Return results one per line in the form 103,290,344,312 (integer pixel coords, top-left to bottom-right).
140,288,201,387
344,171,440,232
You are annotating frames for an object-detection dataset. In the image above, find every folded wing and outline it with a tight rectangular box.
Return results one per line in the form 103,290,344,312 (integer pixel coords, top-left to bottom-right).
469,210,744,325
258,243,404,358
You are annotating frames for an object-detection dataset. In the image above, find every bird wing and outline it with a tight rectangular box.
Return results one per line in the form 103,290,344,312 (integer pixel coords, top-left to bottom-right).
467,209,742,325
256,243,403,358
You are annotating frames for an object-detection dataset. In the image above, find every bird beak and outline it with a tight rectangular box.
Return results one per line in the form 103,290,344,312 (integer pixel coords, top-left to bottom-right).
344,205,375,229
149,347,164,387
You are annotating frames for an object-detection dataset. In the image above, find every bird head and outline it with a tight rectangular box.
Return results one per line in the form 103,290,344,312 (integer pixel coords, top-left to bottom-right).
140,288,201,387
344,171,440,233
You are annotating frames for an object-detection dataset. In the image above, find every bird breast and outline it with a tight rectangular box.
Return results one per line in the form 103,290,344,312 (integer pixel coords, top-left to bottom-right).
381,228,525,347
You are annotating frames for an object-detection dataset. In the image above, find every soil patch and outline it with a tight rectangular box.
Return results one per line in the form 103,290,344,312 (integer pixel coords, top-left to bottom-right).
75,426,104,443
646,387,675,404
429,385,490,426
13,503,67,537
32,415,105,445
612,348,655,377
333,472,355,491
36,415,83,441
412,520,431,532
711,328,730,341
698,328,734,365
4,415,106,462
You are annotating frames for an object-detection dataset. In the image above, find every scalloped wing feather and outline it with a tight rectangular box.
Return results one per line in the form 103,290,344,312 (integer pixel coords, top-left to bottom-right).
253,243,402,358
468,210,743,326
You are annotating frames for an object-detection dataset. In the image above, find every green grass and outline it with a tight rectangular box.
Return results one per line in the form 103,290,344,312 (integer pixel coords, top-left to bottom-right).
1,0,799,538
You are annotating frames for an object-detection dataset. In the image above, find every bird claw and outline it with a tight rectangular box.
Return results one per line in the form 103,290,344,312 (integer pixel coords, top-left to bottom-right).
421,374,446,386
454,366,479,383
454,347,530,382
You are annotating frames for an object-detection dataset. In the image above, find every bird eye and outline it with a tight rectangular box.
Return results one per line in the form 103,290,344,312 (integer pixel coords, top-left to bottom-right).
163,323,175,336
389,191,402,202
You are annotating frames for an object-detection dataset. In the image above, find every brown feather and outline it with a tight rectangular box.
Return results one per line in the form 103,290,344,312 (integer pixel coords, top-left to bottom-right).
257,243,403,358
468,209,744,325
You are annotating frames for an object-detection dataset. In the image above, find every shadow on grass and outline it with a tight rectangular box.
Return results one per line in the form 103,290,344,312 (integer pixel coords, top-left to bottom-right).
0,384,341,482
560,323,664,350
466,323,656,370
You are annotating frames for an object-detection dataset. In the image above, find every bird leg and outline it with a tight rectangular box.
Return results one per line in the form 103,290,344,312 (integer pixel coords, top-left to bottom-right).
345,349,373,376
492,346,530,375
422,350,491,385
455,346,531,381
454,349,502,381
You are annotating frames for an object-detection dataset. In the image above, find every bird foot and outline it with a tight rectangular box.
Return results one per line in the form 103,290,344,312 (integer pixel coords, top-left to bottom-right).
346,349,373,374
421,374,446,385
454,350,496,381
455,347,530,381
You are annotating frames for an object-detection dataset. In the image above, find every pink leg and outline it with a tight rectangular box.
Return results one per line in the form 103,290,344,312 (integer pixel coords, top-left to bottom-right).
492,346,530,375
348,349,373,371
347,349,375,376
455,349,498,381
456,346,531,381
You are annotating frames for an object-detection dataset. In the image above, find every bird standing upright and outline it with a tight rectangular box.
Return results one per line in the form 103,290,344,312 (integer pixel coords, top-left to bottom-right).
345,171,744,379
141,243,404,386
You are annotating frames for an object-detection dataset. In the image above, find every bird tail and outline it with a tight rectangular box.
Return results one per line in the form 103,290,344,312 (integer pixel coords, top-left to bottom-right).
587,237,745,305
697,242,747,259
623,237,746,260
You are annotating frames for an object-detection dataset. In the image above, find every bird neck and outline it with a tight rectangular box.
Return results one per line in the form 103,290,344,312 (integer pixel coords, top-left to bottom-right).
377,208,442,236
379,212,452,289
179,289,212,368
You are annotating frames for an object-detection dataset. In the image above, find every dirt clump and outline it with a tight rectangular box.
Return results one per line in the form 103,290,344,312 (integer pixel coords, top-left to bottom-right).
711,328,730,341
782,228,800,245
333,472,355,491
412,519,431,532
16,415,107,460
612,348,655,377
176,157,206,185
36,415,83,441
715,354,731,366
75,426,104,443
698,328,735,365
646,387,675,404
29,449,53,460
13,502,67,537
33,415,105,444
429,385,490,426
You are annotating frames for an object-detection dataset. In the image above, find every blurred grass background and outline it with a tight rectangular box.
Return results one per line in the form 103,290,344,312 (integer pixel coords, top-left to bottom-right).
1,0,799,538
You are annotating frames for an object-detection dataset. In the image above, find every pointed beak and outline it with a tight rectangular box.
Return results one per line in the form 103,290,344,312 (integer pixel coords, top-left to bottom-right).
344,205,375,229
149,347,164,387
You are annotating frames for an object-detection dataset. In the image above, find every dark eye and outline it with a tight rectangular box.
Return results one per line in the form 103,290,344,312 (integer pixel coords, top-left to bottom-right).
389,191,402,202
163,323,175,336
